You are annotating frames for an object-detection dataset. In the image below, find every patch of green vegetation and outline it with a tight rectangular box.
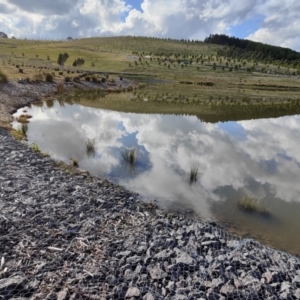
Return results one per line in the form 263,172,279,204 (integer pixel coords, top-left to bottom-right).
31,142,40,153
11,129,25,140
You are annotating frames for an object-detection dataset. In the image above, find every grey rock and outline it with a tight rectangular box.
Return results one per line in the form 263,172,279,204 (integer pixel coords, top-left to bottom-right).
149,265,167,280
57,288,68,300
143,292,155,300
175,250,195,266
219,284,235,295
125,287,140,298
0,276,28,294
154,249,174,259
294,289,300,299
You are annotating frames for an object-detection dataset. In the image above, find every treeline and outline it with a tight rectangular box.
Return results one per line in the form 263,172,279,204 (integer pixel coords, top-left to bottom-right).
204,34,300,62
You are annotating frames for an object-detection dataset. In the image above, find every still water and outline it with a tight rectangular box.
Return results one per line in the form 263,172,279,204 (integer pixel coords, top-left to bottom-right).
14,100,300,255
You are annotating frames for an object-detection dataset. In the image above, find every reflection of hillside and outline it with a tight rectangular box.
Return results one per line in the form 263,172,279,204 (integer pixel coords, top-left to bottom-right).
197,110,300,123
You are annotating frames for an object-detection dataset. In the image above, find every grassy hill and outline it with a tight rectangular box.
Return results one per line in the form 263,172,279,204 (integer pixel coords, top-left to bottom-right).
1,36,300,121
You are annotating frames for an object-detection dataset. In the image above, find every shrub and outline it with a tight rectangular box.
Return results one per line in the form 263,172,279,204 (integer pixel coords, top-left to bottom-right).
64,76,71,82
19,68,23,73
85,75,91,81
45,73,54,83
59,71,63,76
91,75,98,83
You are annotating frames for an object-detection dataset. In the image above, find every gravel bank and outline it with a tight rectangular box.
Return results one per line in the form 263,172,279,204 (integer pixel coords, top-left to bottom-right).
0,81,300,299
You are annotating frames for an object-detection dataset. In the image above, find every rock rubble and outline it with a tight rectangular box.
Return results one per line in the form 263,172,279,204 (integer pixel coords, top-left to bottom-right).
1,128,300,299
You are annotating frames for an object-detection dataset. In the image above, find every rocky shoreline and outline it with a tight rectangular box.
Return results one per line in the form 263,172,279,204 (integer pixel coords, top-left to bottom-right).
0,81,300,299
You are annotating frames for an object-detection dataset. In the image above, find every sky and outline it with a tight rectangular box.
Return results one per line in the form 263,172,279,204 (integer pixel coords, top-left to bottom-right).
0,0,300,51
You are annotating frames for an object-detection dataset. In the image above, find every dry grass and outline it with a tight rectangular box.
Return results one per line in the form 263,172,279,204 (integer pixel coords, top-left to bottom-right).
86,138,96,157
120,147,138,171
72,158,79,167
237,195,269,215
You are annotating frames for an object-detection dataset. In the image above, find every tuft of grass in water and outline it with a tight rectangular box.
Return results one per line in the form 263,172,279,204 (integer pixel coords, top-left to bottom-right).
86,138,96,157
189,165,199,185
237,195,269,215
120,147,138,171
11,129,25,140
21,123,28,137
31,142,40,153
72,158,79,167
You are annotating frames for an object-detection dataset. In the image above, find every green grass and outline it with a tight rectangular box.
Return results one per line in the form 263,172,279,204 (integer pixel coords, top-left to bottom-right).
189,165,199,185
21,123,28,137
237,195,269,215
31,142,40,153
1,36,299,120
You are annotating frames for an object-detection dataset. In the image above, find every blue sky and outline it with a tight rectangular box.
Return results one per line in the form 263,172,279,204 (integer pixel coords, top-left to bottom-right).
0,0,299,51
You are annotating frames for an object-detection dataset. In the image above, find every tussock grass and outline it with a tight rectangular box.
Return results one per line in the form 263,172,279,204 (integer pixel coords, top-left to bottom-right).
31,142,40,153
86,138,96,157
120,147,138,171
237,195,269,215
11,128,25,140
189,165,199,185
21,123,28,137
72,158,79,167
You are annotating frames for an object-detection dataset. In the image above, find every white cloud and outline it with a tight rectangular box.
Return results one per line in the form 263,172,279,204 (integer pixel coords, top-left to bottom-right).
0,0,299,50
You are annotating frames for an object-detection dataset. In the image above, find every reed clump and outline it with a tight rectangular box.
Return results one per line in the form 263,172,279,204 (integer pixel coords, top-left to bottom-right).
72,158,79,167
120,147,138,169
86,138,96,157
189,165,199,185
237,195,269,214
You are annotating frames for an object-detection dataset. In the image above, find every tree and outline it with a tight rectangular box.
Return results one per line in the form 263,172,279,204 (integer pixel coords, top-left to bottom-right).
57,52,69,69
72,58,85,67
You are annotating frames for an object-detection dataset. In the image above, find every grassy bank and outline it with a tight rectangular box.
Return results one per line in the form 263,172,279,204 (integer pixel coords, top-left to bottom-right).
1,36,300,119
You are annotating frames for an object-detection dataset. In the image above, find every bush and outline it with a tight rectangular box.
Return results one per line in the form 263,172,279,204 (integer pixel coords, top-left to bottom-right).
85,75,91,81
59,71,63,76
64,76,71,82
19,68,23,73
91,75,98,83
45,73,54,82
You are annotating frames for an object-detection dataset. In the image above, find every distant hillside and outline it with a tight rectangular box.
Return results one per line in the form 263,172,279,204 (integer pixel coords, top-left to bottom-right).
204,34,300,64
0,32,8,38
